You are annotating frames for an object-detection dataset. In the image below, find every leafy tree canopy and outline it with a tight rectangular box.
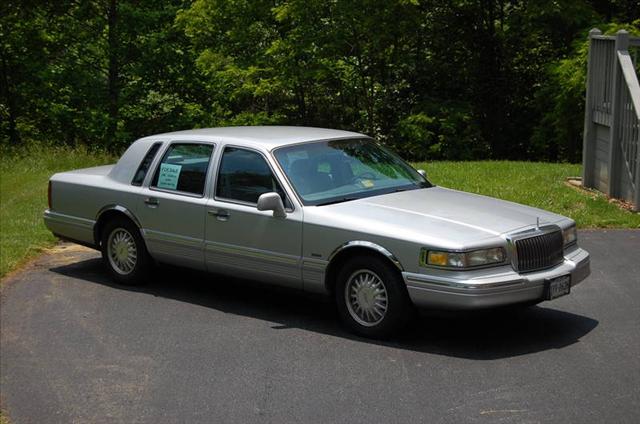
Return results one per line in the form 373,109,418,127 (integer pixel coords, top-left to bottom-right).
1,0,637,161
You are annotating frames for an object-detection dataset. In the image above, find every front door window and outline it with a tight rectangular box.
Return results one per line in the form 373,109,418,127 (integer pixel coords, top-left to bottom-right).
216,147,288,205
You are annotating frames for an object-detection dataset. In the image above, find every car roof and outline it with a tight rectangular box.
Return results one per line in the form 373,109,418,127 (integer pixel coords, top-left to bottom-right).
137,126,368,150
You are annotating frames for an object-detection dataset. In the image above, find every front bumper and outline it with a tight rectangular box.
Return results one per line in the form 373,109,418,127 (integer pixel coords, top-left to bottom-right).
403,247,590,309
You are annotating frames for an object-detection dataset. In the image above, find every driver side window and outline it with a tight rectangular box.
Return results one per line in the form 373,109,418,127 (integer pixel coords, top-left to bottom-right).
216,147,289,206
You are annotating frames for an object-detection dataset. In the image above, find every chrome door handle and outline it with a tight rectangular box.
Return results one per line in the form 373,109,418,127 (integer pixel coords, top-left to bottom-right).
144,197,159,207
208,209,230,221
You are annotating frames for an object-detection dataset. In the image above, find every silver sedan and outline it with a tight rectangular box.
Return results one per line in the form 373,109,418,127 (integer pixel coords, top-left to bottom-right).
44,127,590,338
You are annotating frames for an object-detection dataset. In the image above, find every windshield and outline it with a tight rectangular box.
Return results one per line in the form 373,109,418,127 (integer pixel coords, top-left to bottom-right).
273,138,432,206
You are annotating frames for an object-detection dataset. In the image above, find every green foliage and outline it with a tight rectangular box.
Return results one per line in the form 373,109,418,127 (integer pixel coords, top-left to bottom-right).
394,105,487,160
531,21,640,162
1,1,639,161
1,0,204,151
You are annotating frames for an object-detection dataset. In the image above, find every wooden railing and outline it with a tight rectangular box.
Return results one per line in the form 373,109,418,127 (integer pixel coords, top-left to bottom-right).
583,29,640,211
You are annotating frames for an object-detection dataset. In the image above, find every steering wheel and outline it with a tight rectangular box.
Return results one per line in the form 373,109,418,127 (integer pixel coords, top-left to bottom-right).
350,172,377,184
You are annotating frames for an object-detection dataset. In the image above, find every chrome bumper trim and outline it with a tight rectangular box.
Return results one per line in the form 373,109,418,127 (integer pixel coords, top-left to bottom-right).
403,247,590,309
43,209,96,246
404,274,524,290
44,209,95,228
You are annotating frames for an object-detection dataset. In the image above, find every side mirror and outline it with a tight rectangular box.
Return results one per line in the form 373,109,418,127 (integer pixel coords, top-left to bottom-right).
257,192,287,218
417,169,427,178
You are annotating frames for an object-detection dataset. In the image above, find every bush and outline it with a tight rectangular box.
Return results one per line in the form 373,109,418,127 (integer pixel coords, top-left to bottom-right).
392,105,488,161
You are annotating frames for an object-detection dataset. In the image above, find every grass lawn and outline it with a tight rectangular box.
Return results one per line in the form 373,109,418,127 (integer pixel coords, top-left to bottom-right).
415,161,639,229
1,147,638,279
0,146,115,279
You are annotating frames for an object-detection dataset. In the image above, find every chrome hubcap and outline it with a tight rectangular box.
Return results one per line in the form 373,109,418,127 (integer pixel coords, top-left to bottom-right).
345,269,388,327
107,228,137,275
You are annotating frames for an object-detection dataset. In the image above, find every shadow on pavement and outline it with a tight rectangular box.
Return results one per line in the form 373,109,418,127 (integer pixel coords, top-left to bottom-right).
51,257,598,360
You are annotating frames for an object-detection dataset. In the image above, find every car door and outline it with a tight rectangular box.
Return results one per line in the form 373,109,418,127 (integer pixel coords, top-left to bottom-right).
205,145,303,288
136,141,215,271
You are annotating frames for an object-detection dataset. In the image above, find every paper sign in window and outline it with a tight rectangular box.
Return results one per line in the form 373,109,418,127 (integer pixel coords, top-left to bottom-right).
157,163,182,190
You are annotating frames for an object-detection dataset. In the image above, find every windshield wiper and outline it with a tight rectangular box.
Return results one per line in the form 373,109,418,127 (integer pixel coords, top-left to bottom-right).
392,185,424,193
316,197,359,206
394,182,432,192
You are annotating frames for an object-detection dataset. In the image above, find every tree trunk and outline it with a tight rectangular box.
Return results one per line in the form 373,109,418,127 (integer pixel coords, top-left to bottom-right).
0,49,20,145
106,0,118,145
295,81,307,124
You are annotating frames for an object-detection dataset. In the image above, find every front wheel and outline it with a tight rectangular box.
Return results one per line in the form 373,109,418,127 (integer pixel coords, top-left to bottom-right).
335,256,413,338
101,217,151,285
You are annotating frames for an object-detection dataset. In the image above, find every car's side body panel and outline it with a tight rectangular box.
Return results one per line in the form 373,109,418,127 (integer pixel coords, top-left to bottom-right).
136,189,209,271
204,202,303,287
202,142,305,288
131,139,215,271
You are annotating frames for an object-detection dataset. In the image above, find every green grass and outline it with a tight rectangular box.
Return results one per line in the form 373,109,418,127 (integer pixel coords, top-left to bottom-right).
1,149,638,279
0,145,115,279
414,161,640,228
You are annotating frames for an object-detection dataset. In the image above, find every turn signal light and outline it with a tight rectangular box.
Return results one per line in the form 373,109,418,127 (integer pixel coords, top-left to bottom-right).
421,247,506,269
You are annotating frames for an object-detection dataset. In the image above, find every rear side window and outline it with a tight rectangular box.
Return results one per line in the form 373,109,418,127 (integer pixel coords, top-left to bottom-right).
151,143,214,195
216,147,287,204
132,142,162,186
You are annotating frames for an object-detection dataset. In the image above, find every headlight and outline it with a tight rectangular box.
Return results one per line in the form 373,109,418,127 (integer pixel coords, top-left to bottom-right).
421,247,506,269
563,225,577,247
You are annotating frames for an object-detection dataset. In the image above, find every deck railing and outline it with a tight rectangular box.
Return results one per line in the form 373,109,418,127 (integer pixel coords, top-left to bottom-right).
582,29,640,210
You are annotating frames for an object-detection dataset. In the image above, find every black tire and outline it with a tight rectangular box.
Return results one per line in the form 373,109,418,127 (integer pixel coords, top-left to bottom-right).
335,255,413,338
100,216,151,285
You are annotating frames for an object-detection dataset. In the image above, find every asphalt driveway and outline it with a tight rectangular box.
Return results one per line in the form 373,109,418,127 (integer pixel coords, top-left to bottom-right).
1,230,639,423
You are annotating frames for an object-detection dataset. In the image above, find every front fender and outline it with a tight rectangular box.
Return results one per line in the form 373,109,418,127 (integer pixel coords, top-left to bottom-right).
328,240,404,272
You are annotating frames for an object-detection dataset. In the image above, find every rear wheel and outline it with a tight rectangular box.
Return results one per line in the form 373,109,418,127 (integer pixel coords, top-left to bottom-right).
100,217,150,285
335,255,412,338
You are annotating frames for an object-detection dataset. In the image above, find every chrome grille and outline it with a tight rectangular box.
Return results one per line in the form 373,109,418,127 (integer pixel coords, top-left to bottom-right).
514,230,564,272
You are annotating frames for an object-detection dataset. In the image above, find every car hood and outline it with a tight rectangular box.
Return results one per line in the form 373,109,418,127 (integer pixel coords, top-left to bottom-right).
312,187,569,248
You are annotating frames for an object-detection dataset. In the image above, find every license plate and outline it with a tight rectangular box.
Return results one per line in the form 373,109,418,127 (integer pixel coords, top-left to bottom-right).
545,275,571,300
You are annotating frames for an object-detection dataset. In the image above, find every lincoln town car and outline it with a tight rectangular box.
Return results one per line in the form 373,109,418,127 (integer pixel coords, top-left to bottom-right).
44,127,590,337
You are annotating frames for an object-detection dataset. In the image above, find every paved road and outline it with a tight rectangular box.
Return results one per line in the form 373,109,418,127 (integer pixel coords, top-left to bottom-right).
1,230,639,423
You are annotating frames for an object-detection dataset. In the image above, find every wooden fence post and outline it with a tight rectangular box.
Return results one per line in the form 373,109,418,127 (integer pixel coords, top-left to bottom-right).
582,28,601,188
607,30,629,197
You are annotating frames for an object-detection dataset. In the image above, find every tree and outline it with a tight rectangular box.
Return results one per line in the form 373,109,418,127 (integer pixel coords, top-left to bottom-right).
1,0,637,162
